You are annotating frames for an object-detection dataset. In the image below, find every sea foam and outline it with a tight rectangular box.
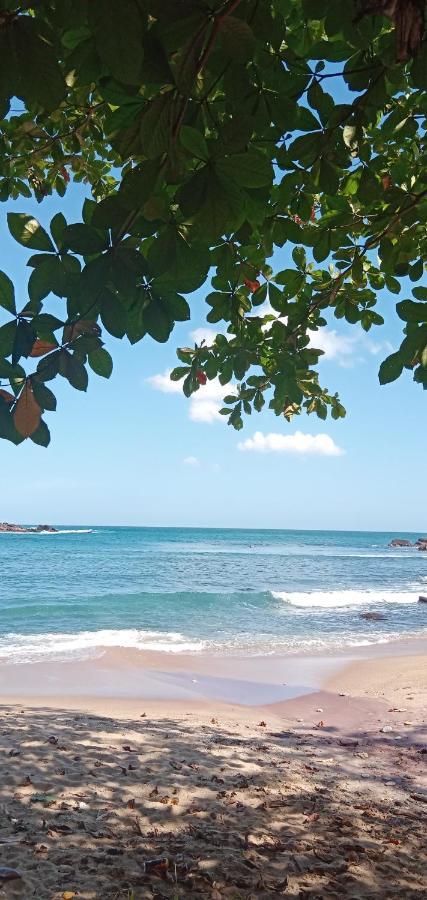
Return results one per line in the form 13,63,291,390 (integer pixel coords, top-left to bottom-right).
0,629,206,663
271,589,418,608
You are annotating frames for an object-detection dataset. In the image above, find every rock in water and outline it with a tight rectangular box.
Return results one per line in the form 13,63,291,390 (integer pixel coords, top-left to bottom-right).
360,611,386,621
0,521,57,533
389,538,412,547
418,596,427,604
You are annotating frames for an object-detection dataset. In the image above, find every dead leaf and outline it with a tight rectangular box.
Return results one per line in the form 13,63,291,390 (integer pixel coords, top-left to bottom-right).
62,892,76,899
0,389,14,404
0,868,22,882
63,319,100,343
143,857,169,874
14,380,41,437
29,340,57,357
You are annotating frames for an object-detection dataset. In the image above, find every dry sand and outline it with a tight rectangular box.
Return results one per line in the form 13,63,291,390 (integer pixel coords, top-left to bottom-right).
0,647,425,899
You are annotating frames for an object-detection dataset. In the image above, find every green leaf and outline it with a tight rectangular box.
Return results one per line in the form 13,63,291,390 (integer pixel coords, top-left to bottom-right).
313,231,331,263
12,320,36,365
180,125,209,161
0,271,16,315
62,353,89,391
412,287,427,301
148,227,209,293
50,213,67,250
28,257,65,302
397,299,427,323
89,0,145,85
378,352,404,385
217,149,273,188
144,301,173,343
31,380,57,412
30,419,51,447
91,196,128,230
219,16,255,61
0,18,66,111
275,269,305,297
318,158,340,194
384,275,401,295
163,293,191,322
101,291,127,338
0,321,17,358
140,93,173,159
63,224,109,255
7,214,54,251
88,347,113,378
0,403,24,445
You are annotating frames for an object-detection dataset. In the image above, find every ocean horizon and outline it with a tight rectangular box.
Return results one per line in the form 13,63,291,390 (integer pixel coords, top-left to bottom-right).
1,526,426,664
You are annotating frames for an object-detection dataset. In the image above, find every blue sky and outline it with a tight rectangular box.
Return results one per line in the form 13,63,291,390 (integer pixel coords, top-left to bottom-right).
0,184,426,531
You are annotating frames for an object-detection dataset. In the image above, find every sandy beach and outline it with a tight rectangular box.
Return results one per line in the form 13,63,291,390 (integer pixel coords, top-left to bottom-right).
0,643,425,898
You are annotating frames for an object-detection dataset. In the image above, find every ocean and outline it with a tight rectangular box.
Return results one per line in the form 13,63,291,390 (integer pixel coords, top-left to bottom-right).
0,527,426,663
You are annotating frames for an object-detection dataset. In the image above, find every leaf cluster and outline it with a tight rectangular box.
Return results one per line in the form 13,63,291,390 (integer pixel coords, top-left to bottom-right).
0,0,426,444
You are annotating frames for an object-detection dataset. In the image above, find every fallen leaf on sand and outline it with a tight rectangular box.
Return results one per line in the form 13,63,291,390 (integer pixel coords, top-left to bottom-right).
0,868,22,882
143,857,169,874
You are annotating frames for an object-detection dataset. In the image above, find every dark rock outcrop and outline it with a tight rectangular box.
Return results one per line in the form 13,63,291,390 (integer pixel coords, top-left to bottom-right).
415,538,427,551
0,522,57,534
360,611,386,621
388,537,427,551
418,595,427,603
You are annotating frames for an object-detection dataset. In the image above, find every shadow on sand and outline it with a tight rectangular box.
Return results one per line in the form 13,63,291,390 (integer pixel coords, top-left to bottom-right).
0,703,426,898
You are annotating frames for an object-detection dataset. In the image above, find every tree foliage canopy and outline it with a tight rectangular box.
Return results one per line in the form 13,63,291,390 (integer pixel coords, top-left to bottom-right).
0,0,426,445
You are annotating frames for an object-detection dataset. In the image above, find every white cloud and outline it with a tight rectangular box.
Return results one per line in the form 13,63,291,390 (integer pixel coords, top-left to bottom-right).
183,456,200,466
238,430,344,457
189,378,226,423
308,327,385,367
146,371,182,394
147,370,231,424
190,327,218,345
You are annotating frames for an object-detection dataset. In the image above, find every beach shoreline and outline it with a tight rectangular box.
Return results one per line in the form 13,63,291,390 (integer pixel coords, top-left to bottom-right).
0,638,425,735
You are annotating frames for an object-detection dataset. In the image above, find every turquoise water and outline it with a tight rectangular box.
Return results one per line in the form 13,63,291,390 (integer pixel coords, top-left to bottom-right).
0,527,426,662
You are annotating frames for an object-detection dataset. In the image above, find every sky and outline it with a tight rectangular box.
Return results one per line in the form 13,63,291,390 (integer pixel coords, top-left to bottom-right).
0,183,426,532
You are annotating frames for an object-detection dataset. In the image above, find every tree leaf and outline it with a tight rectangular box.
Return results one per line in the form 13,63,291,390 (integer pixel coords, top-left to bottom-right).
144,301,173,342
50,212,67,249
0,271,16,315
14,380,41,437
88,347,113,378
7,214,54,251
180,125,209,161
219,16,255,61
0,18,66,111
397,299,427,323
30,419,51,447
63,224,109,255
31,380,57,412
29,340,58,358
217,149,273,188
89,0,145,85
140,93,173,159
378,352,404,385
62,352,89,391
